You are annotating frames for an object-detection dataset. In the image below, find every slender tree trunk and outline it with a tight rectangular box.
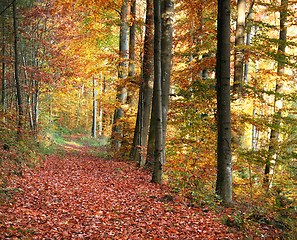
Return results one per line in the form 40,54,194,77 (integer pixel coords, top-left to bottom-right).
92,77,97,138
243,0,255,84
233,0,246,99
215,0,232,205
130,0,154,166
161,0,173,157
32,74,39,138
264,0,288,188
13,1,24,139
146,95,156,168
76,84,84,128
127,0,136,107
111,0,129,151
1,18,6,113
98,76,103,136
151,0,163,184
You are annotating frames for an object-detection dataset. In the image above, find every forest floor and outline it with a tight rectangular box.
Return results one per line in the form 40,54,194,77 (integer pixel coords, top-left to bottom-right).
0,139,245,239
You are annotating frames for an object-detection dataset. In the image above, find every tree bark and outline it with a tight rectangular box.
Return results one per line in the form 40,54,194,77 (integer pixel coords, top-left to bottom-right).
243,0,255,84
264,0,288,188
1,18,6,113
130,0,154,167
161,0,173,158
13,1,24,139
111,0,129,151
151,0,163,184
127,0,136,107
92,77,97,138
233,0,246,100
215,0,232,205
98,76,103,136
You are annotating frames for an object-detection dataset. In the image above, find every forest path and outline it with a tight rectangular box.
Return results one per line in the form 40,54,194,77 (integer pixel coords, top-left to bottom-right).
0,144,241,239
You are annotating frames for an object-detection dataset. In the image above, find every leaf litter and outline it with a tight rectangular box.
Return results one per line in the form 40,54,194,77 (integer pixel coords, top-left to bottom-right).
0,147,242,239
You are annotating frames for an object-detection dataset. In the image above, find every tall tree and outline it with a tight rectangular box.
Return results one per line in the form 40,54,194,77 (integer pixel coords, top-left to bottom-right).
147,0,173,176
233,0,246,99
13,1,24,139
215,0,232,205
151,0,163,183
126,0,136,107
130,0,154,167
264,0,288,188
111,0,129,151
1,15,6,113
161,0,174,156
92,77,97,138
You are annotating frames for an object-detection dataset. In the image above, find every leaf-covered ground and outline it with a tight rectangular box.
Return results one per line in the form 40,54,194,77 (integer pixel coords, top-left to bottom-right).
0,145,242,239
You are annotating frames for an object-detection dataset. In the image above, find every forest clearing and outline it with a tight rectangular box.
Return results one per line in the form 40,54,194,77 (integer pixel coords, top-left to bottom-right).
1,0,297,238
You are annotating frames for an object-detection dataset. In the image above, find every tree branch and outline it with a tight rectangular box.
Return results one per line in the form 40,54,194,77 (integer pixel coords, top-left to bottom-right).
0,0,17,16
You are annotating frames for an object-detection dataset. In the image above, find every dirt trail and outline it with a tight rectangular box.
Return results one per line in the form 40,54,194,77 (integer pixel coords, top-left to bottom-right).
0,146,241,239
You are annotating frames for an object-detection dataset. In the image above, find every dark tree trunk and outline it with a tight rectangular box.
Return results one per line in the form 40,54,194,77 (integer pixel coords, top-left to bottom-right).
130,0,154,167
151,0,163,184
161,0,173,158
13,1,24,139
92,77,97,138
1,18,6,113
215,0,232,205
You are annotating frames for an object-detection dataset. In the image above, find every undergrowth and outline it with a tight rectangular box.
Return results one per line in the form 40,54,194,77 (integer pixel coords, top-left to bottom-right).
164,165,297,239
0,124,110,203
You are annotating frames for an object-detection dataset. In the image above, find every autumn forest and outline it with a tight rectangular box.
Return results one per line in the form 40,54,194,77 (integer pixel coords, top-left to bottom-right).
0,0,297,238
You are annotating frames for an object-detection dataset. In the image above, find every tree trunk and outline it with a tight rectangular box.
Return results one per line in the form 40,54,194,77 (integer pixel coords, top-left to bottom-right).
98,76,103,136
233,0,246,100
13,1,24,139
1,18,6,114
32,79,39,138
161,0,173,157
111,0,129,151
243,0,255,84
127,0,136,107
151,0,163,184
264,0,288,188
215,0,232,205
130,0,154,166
92,77,97,138
146,94,156,168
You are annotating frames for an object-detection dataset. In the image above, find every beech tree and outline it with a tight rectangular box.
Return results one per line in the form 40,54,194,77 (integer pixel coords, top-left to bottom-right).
13,1,24,139
92,77,97,138
111,0,129,151
161,0,174,157
130,0,154,166
1,13,6,114
151,0,174,183
264,0,288,188
151,0,163,183
215,0,232,205
233,0,246,100
126,0,136,107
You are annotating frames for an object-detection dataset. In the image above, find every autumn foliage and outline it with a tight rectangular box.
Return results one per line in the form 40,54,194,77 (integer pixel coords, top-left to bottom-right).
1,0,297,238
